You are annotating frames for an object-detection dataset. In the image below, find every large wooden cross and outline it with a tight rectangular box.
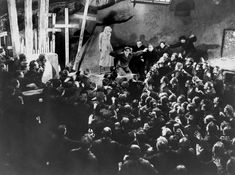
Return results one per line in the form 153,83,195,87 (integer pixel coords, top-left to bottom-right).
54,8,80,66
48,13,61,53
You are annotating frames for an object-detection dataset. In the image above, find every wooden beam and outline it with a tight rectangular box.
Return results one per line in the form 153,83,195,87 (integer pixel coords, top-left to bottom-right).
7,0,21,56
38,0,49,52
73,13,97,22
0,31,8,38
24,0,33,55
54,8,80,66
65,8,69,66
74,0,90,70
54,24,79,29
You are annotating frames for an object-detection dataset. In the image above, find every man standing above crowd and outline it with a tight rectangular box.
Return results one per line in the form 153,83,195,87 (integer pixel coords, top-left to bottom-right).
110,46,147,76
170,35,199,62
130,41,147,79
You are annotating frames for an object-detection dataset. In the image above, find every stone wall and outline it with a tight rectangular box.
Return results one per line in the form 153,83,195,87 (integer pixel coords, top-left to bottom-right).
111,0,235,58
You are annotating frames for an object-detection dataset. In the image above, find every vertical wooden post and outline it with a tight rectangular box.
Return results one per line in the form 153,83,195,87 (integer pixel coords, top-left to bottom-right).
74,0,90,69
65,8,69,66
24,0,33,55
34,30,38,53
52,13,56,53
7,0,21,56
38,0,49,52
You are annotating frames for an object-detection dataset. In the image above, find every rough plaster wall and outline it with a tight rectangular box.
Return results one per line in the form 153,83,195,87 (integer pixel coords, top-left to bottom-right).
111,0,235,58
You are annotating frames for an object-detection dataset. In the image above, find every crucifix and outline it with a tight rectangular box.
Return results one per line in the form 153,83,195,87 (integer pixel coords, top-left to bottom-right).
54,8,80,66
48,13,61,53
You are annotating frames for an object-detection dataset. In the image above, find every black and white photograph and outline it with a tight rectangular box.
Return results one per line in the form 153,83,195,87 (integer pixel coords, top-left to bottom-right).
0,0,235,174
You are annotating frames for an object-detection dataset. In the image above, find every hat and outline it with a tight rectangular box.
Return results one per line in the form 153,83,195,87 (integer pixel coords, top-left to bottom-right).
129,144,141,156
124,46,132,51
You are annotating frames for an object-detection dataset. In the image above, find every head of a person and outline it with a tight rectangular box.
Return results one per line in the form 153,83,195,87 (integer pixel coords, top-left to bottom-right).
192,96,201,106
124,47,132,57
227,158,235,175
160,41,166,49
158,60,165,68
148,44,154,52
37,54,46,66
175,62,184,71
0,63,7,72
57,124,67,137
162,127,172,138
136,41,143,48
179,137,191,149
102,127,112,138
177,95,186,104
202,62,209,70
201,99,213,112
104,26,112,35
0,48,6,55
29,60,39,71
80,91,88,103
206,121,219,135
174,165,188,175
212,141,225,158
19,53,26,62
213,66,220,76
156,136,168,151
179,36,187,44
224,105,234,118
185,58,193,67
129,144,141,158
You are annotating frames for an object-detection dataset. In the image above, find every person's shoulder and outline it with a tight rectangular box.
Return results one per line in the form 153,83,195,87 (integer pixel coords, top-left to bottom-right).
93,138,103,145
139,157,153,165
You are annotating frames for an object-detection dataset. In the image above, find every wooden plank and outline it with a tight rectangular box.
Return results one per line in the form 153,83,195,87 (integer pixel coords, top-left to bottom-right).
0,31,8,37
73,13,96,22
54,24,80,29
47,28,62,32
51,13,57,53
25,0,33,55
38,0,49,52
65,8,69,66
53,8,80,66
74,0,90,70
7,0,21,56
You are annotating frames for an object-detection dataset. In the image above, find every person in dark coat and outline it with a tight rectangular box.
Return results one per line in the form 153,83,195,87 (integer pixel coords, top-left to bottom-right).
110,47,146,75
156,41,171,58
119,144,159,175
24,60,44,89
144,44,159,73
170,35,199,62
91,127,127,175
69,134,98,175
130,41,146,77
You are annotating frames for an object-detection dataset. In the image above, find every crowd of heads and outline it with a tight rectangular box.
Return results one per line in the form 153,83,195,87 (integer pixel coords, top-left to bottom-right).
0,34,235,175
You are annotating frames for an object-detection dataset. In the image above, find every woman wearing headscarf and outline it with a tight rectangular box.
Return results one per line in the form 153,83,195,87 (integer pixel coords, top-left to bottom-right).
99,26,114,74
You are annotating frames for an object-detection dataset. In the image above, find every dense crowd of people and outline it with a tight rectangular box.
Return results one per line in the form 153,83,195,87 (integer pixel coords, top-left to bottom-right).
0,34,235,175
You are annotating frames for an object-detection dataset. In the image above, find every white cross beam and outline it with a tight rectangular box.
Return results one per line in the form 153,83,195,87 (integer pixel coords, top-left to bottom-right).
73,13,96,22
54,8,80,66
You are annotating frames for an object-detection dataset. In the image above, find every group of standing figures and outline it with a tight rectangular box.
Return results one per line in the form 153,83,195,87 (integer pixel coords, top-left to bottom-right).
98,26,200,79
